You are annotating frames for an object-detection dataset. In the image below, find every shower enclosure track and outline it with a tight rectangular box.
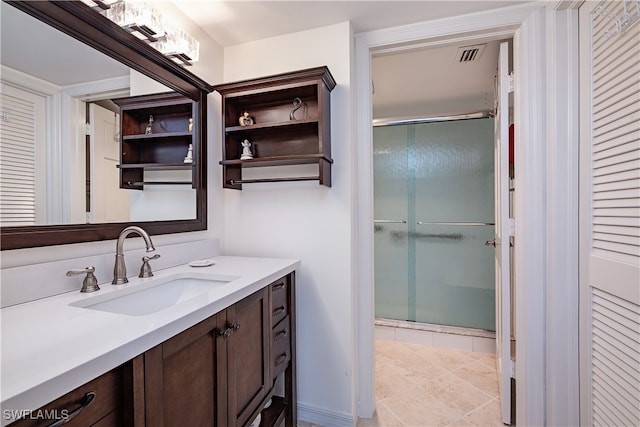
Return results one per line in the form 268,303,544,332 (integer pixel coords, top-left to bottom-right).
373,111,491,127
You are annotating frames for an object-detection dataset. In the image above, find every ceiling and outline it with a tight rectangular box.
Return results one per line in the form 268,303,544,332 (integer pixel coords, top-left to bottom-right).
0,2,128,86
173,1,519,119
372,40,503,119
2,1,520,117
172,1,525,47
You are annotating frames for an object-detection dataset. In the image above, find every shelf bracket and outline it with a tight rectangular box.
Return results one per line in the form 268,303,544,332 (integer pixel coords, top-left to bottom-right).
127,181,193,186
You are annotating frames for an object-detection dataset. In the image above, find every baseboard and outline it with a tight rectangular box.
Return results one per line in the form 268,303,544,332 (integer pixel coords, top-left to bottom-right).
298,401,356,427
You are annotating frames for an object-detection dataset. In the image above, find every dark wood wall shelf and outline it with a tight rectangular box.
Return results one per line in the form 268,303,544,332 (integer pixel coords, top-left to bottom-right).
114,92,198,190
118,163,195,170
122,131,193,141
214,66,335,190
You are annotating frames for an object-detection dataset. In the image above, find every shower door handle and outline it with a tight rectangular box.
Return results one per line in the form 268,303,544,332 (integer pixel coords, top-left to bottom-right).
485,239,496,247
374,220,407,224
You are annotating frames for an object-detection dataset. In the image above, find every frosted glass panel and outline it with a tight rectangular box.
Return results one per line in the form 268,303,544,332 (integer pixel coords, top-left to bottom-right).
413,120,495,223
414,225,495,330
374,223,409,320
373,118,495,331
374,125,409,321
414,119,495,329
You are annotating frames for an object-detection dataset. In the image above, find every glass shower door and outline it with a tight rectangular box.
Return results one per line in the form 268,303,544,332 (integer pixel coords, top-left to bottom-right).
413,119,495,330
374,118,496,331
374,125,409,321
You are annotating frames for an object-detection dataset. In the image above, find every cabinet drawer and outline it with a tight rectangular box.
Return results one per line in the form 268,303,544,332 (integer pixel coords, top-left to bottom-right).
8,366,124,427
270,278,289,326
272,316,291,379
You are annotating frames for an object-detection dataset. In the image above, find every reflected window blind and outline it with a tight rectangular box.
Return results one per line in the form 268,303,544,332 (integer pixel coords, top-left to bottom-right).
0,90,37,225
589,1,640,426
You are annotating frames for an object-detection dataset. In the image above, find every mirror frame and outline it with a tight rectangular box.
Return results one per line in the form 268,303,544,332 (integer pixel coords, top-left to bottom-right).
1,0,213,250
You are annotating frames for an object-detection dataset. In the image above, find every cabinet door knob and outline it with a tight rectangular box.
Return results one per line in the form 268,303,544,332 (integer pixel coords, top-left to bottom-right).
230,322,240,331
218,328,232,339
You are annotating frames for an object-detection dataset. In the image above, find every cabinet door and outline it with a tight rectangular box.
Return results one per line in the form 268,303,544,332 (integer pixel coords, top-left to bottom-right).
144,314,223,427
224,287,271,427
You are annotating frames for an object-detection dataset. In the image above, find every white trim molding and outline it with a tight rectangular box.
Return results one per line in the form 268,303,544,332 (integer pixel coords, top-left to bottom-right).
60,76,130,224
353,2,564,424
544,2,582,426
298,401,356,427
512,7,547,426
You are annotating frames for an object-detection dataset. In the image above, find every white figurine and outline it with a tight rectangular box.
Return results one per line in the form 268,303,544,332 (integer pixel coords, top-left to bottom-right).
184,144,193,163
188,118,193,132
145,115,154,134
240,139,253,160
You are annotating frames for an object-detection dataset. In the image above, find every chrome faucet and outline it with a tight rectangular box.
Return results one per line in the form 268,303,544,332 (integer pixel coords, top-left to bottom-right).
112,226,156,285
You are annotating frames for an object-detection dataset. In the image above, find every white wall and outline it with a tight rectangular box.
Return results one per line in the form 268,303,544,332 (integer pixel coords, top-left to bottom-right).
222,22,356,424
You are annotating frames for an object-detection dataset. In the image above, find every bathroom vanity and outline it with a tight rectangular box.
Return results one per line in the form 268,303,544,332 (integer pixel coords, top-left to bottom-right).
1,257,298,427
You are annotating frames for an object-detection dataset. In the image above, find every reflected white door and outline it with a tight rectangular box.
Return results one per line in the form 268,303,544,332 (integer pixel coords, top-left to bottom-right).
90,103,130,223
494,40,513,425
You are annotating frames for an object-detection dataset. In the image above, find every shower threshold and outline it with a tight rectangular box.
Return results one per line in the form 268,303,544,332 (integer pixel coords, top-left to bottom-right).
375,317,495,339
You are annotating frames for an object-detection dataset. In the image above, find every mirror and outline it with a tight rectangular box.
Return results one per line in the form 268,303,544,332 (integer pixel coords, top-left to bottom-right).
0,1,212,250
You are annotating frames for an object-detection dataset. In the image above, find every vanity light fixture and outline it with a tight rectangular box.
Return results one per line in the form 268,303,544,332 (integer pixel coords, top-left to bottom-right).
81,0,200,65
81,0,121,11
102,0,164,42
152,28,200,66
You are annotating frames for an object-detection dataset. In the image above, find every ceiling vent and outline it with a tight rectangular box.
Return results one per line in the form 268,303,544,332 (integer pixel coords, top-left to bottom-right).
455,44,487,63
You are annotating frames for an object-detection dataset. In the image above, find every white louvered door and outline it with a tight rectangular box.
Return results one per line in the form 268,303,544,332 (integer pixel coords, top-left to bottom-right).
0,83,46,226
579,2,640,426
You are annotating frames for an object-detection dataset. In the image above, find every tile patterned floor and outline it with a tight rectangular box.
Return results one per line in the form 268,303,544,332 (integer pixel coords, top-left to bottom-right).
299,340,503,427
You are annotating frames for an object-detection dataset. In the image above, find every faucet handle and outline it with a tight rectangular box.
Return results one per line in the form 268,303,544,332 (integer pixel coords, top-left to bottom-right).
67,266,100,293
139,254,161,278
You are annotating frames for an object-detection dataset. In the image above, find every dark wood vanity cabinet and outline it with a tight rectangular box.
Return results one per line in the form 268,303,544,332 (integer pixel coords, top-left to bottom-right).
141,273,297,427
113,92,199,190
140,275,296,427
9,274,296,427
215,66,335,189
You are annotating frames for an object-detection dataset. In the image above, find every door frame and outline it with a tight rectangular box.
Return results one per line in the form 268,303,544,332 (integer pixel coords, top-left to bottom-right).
353,2,582,425
62,76,129,224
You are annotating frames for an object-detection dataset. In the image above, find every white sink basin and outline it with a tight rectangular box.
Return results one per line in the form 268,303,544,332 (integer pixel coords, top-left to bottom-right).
70,273,238,316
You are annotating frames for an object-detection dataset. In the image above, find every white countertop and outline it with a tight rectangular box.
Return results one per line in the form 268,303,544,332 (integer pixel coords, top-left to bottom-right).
0,256,299,423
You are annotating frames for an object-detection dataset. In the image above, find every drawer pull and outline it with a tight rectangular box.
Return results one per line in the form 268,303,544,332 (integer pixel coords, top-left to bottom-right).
272,306,286,317
275,330,288,341
275,353,288,366
273,282,286,290
47,391,95,427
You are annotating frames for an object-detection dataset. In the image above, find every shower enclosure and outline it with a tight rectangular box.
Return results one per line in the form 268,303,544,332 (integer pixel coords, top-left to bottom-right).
374,116,496,331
